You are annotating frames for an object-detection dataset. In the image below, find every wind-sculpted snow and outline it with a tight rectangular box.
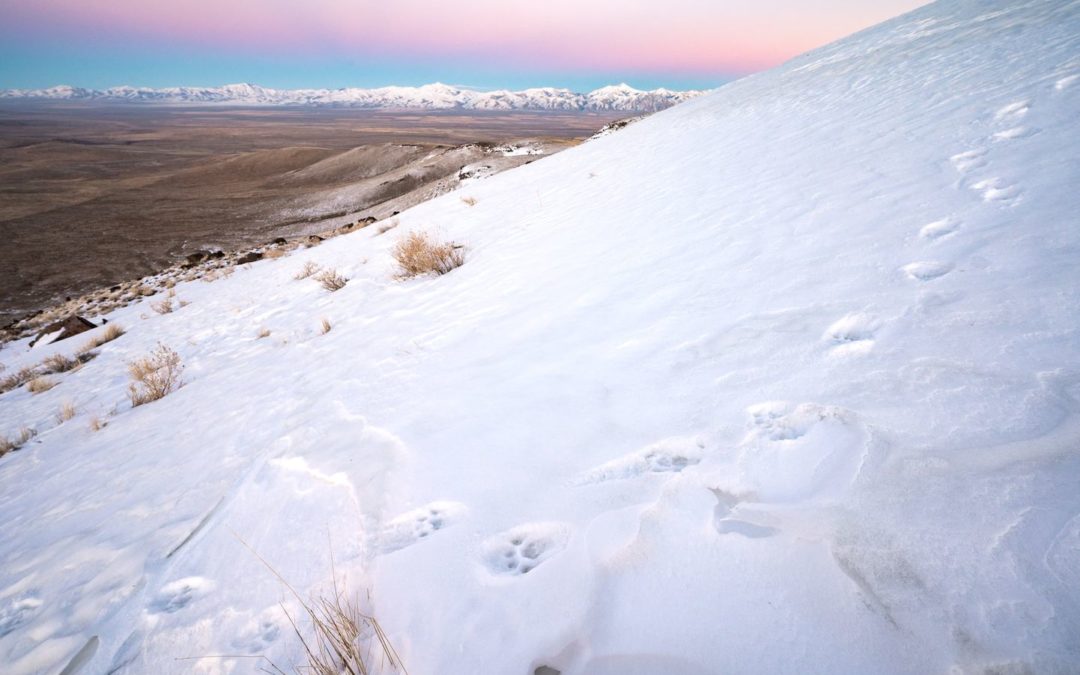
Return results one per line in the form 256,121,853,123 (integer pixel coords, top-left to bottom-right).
0,82,703,112
2,1,1080,673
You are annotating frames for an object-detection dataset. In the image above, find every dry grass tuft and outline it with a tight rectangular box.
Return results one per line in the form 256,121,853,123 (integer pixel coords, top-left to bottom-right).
43,353,79,374
151,298,174,314
57,401,77,423
235,538,406,675
128,343,184,407
257,327,272,339
89,416,106,432
375,219,400,236
78,323,125,354
1,366,39,394
0,427,37,457
27,377,56,395
295,261,322,280
392,232,465,279
264,247,288,260
315,269,348,292
460,195,478,207
320,318,332,335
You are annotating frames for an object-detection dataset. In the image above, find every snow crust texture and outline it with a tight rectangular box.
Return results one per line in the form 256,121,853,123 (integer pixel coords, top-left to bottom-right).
2,1,1080,673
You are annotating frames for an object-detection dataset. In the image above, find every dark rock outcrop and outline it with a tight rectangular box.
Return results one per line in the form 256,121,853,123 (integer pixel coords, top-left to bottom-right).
29,315,97,347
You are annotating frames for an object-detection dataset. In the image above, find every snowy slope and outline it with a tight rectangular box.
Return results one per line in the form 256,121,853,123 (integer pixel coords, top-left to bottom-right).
3,0,1080,673
0,82,702,112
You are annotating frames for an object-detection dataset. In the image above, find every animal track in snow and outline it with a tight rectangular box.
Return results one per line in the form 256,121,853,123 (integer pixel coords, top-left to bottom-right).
1055,74,1078,91
994,100,1030,122
918,218,959,241
711,489,778,539
149,576,214,613
574,437,704,485
970,178,1021,204
739,402,869,502
0,595,42,638
992,126,1037,142
379,501,467,554
950,149,987,173
481,523,570,577
901,261,953,282
823,312,880,355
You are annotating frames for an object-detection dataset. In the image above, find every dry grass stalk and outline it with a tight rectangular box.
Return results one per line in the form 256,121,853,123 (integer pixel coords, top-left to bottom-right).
27,377,56,395
57,401,77,423
295,261,322,280
392,232,465,279
78,323,125,354
89,416,106,432
234,537,406,675
0,366,39,394
151,298,174,314
460,196,478,207
0,427,37,457
320,318,332,335
315,269,348,292
128,343,184,407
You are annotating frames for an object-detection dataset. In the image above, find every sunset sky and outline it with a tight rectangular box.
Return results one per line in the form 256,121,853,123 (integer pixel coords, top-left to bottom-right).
0,0,929,91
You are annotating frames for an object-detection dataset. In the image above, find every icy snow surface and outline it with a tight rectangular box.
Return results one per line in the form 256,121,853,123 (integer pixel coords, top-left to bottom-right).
2,0,1080,673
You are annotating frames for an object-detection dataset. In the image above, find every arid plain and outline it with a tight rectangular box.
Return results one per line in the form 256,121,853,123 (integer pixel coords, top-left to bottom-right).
0,104,624,325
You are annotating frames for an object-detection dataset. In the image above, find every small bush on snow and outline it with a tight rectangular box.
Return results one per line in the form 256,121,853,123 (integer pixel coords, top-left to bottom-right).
128,343,184,407
392,231,465,279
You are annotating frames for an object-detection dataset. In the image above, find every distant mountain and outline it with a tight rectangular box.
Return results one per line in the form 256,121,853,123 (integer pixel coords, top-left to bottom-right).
0,82,705,112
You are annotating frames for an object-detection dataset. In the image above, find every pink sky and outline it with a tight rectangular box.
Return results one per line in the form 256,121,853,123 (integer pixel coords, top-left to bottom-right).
0,0,930,89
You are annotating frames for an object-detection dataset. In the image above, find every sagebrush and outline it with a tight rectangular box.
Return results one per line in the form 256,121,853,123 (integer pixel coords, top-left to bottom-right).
128,343,184,407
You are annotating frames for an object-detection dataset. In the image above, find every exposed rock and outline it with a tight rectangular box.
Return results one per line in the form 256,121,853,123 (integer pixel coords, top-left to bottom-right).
29,315,97,347
236,251,263,265
271,237,288,245
185,250,212,265
304,235,324,247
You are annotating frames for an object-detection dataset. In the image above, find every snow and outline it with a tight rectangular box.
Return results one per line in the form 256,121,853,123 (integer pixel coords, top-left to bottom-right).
2,0,1080,673
0,82,703,112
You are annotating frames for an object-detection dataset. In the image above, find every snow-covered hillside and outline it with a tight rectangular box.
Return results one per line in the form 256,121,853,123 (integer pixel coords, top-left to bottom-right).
0,82,701,112
3,0,1080,673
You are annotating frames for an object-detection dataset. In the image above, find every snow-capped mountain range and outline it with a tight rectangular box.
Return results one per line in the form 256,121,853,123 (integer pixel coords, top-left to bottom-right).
0,82,704,112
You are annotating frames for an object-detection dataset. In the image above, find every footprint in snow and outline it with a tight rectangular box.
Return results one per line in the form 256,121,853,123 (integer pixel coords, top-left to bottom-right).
970,177,1021,204
573,437,704,485
149,576,213,613
711,489,778,539
901,261,953,282
993,100,1030,123
1054,74,1078,92
949,149,987,174
992,126,1038,142
823,312,880,356
481,523,571,577
918,218,959,241
378,501,467,554
0,595,42,638
738,401,870,503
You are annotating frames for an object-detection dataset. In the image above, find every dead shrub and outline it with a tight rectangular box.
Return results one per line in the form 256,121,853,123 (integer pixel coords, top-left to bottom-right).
0,427,37,457
151,298,174,314
264,247,287,260
43,353,78,374
0,366,38,394
89,416,106,432
392,232,465,279
78,323,125,353
315,269,348,292
127,343,184,407
295,261,322,280
57,401,76,423
27,377,56,395
320,318,332,335
257,327,271,339
460,196,478,207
